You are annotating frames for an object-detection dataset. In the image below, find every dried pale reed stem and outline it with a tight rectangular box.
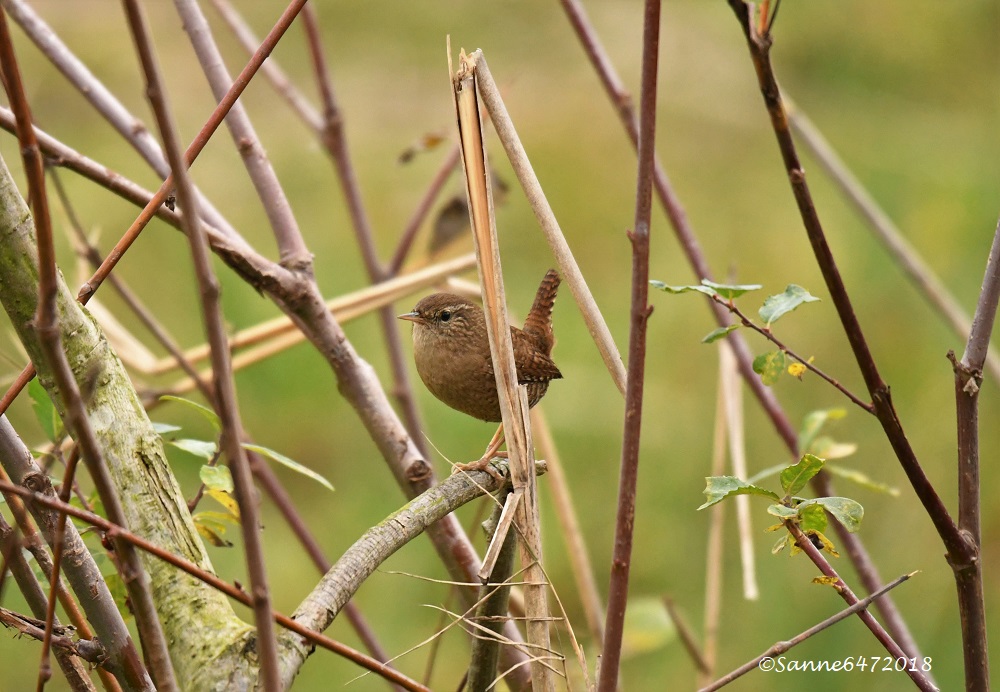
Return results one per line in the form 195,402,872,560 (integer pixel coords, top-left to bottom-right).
453,48,555,691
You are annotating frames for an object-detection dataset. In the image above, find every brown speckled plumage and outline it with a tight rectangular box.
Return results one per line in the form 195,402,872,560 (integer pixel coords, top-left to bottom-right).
400,270,561,422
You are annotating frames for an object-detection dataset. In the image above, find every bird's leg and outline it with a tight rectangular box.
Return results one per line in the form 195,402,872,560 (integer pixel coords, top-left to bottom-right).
453,424,506,482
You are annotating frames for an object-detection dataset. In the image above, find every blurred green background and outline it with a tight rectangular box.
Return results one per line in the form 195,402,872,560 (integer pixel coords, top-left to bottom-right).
0,1,997,690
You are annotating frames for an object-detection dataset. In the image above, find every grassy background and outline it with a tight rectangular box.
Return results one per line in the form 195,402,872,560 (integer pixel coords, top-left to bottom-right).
0,1,997,690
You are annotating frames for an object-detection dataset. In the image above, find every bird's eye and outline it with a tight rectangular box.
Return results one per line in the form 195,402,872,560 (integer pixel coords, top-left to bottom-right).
440,310,452,322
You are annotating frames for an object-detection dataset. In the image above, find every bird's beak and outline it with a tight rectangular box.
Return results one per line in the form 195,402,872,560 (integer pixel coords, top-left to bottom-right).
397,310,424,324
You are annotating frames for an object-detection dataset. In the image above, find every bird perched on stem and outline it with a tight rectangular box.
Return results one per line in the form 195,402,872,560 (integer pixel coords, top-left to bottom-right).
399,269,561,477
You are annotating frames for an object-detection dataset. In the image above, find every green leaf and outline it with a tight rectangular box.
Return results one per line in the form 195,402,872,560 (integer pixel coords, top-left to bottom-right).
797,502,828,534
649,281,717,297
159,395,221,432
779,454,825,496
28,378,61,442
621,597,676,660
701,324,740,343
771,534,789,555
826,465,900,496
766,504,798,519
199,465,233,493
700,280,763,300
699,476,780,510
752,350,785,385
798,408,847,452
243,443,334,492
800,497,864,533
168,438,218,460
809,436,857,460
649,279,762,300
151,422,183,435
758,284,820,325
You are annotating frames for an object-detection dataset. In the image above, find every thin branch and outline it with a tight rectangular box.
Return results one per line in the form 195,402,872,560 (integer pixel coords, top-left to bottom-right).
466,485,517,692
50,168,214,402
0,11,163,690
0,0,312,414
781,522,936,691
663,597,709,675
389,144,463,274
725,0,970,562
0,445,124,692
0,518,98,690
285,458,543,685
0,0,242,244
120,1,280,687
700,571,915,691
785,98,1000,388
0,479,431,692
212,0,432,468
948,218,1000,691
598,1,659,688
713,296,874,412
172,0,308,266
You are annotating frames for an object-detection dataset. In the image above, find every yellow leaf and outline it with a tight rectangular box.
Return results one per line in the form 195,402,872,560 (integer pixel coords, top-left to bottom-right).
788,362,807,379
206,488,240,519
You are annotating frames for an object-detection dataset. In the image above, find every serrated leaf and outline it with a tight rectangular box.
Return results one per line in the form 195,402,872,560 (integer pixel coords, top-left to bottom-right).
798,408,847,452
199,465,233,493
699,476,780,510
800,497,864,533
151,422,183,435
752,350,785,386
205,488,240,519
29,378,61,442
243,443,334,492
159,395,221,432
168,438,218,460
702,324,740,344
758,284,820,325
621,597,676,659
700,280,763,300
826,465,899,496
780,454,825,496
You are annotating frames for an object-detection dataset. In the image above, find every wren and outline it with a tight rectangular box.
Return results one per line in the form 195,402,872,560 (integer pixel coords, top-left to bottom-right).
399,270,562,474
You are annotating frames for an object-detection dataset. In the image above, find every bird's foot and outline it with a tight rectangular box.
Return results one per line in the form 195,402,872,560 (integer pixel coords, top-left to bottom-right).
452,454,506,483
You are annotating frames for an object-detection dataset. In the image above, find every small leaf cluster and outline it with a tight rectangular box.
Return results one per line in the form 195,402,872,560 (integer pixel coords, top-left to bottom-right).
699,453,864,557
650,279,820,385
157,396,334,547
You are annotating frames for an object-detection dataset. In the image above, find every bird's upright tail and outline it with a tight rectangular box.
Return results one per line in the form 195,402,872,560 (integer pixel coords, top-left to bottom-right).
522,269,561,355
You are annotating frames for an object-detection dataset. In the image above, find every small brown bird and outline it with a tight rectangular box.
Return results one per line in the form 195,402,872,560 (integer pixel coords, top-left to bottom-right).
399,270,562,475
